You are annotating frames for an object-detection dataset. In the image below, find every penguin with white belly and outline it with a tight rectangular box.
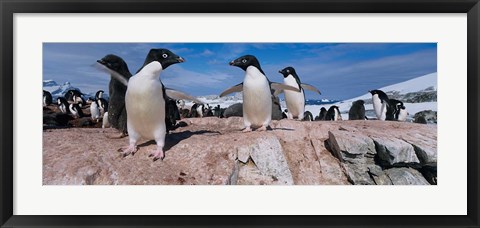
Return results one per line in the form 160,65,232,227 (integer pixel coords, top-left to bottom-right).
387,99,408,121
219,55,300,132
57,97,69,114
69,103,84,118
369,89,390,121
325,105,342,121
278,67,321,120
98,48,202,161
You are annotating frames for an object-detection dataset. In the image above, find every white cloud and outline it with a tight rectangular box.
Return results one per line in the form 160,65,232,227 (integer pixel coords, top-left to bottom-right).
161,65,235,90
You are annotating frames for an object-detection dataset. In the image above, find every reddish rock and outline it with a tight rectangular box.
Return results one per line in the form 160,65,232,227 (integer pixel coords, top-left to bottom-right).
43,118,436,185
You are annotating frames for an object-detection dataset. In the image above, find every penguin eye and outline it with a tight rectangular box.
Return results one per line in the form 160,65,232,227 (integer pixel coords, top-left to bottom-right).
242,59,247,63
162,53,168,58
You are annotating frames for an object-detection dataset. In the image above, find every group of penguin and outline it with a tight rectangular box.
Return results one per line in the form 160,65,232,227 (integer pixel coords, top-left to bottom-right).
43,89,109,122
44,48,408,161
289,105,343,122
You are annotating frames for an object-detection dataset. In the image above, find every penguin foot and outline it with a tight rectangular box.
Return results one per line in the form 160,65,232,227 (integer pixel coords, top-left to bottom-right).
149,150,165,161
118,145,138,157
242,127,252,132
257,126,268,131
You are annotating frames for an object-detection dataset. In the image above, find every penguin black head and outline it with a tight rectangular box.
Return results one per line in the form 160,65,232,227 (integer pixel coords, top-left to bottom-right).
353,100,365,105
369,89,389,102
67,89,82,96
278,66,297,78
229,55,264,73
141,48,185,70
97,54,131,74
369,89,385,96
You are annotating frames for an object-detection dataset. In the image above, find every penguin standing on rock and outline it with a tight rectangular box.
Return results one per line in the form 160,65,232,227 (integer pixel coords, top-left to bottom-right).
278,66,321,120
387,99,408,121
348,100,366,120
369,89,390,121
219,55,300,132
97,54,132,137
325,106,342,121
98,48,202,161
302,111,314,121
315,107,327,121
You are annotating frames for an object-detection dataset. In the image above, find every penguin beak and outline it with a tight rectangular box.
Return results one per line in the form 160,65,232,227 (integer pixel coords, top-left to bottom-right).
177,57,185,63
229,60,236,66
97,59,107,66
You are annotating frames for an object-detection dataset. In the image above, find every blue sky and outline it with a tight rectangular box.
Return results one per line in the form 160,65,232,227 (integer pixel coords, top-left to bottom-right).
43,43,437,100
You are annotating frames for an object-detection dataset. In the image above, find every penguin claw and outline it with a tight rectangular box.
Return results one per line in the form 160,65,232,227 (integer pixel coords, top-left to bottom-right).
118,145,138,157
150,150,165,161
242,127,252,132
257,126,268,131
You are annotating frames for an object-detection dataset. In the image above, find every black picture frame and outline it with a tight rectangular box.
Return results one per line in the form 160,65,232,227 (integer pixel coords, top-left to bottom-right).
1,0,479,227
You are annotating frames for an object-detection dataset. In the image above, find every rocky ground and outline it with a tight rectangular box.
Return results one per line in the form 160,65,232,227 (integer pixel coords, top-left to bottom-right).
43,116,437,185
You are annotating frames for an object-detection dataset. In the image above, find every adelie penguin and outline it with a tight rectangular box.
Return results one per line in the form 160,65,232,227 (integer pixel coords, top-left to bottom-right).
278,66,321,120
65,89,83,103
43,90,52,107
348,100,366,120
57,97,69,114
97,54,132,137
97,98,109,116
302,111,314,121
98,48,202,161
315,107,327,121
69,103,84,118
369,89,390,121
89,98,101,122
387,99,408,121
95,90,105,99
97,54,182,136
325,105,342,121
219,55,300,132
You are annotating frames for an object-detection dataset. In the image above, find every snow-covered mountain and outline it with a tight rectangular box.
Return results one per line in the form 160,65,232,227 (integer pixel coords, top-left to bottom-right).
43,80,108,100
43,81,82,99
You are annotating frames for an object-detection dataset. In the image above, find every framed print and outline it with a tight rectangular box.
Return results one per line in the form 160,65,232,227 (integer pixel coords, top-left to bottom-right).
1,0,479,227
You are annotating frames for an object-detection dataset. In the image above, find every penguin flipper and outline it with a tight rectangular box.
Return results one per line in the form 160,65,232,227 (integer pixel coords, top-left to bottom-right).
301,83,321,94
165,88,203,104
273,89,283,97
270,83,301,94
95,61,129,86
219,83,243,97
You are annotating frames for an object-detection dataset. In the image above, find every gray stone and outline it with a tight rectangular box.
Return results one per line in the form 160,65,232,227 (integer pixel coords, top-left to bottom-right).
327,130,376,162
384,168,430,185
413,110,437,124
236,135,294,185
367,165,392,185
372,137,420,166
223,103,243,117
343,163,375,185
